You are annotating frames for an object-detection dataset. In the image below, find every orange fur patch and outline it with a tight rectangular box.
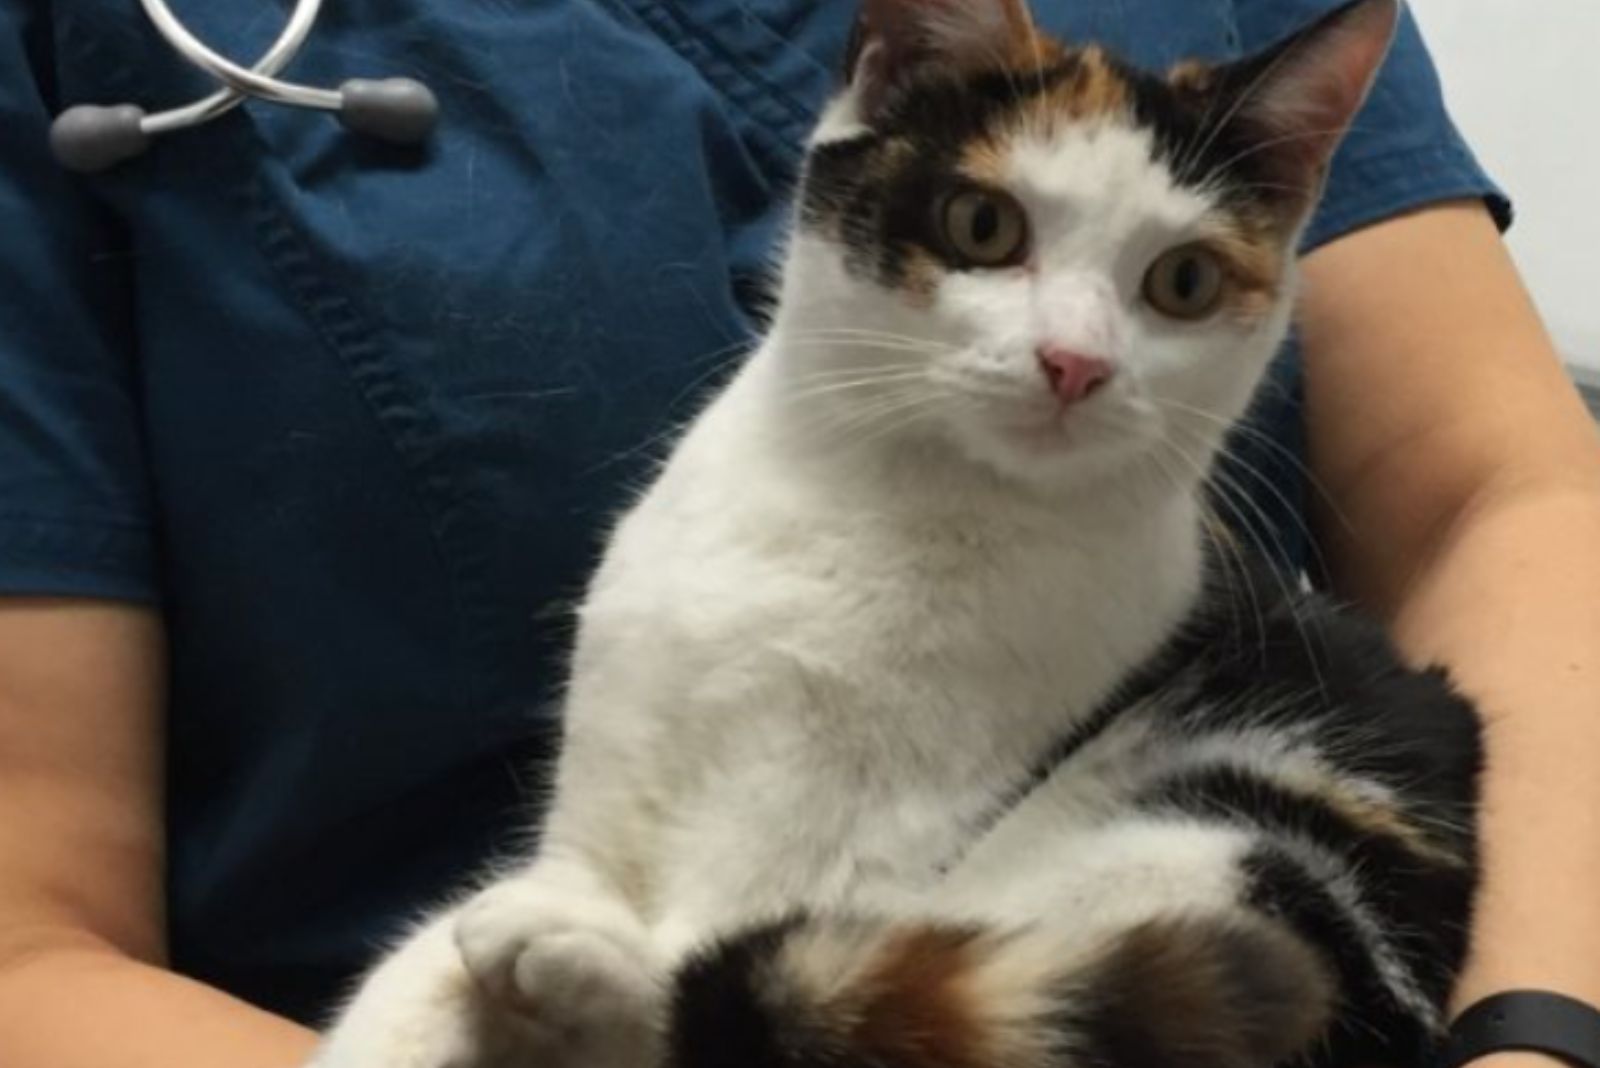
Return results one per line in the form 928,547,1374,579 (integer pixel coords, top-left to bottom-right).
851,927,993,1068
1186,204,1296,322
1206,226,1286,321
1304,780,1471,870
959,137,1011,188
962,46,1136,183
1167,58,1218,95
896,248,946,305
1047,47,1131,121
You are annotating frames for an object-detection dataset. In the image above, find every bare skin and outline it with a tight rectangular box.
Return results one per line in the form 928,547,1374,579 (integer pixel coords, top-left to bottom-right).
0,202,1592,1067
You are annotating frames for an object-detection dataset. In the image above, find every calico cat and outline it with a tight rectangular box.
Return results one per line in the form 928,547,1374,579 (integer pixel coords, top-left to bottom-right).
313,2,1482,1068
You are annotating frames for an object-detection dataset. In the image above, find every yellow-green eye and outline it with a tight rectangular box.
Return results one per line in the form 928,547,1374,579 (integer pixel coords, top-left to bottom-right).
1143,244,1228,320
940,188,1029,268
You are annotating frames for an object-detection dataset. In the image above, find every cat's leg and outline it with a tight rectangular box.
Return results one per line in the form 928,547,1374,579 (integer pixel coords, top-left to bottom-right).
317,665,700,1068
314,855,664,1068
922,674,1479,1068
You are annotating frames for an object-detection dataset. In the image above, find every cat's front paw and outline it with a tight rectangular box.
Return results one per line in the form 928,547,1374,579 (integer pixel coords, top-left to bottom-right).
454,880,665,1065
312,917,533,1068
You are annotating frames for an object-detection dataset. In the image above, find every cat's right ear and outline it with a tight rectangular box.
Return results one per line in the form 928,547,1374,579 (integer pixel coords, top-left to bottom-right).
842,0,1038,122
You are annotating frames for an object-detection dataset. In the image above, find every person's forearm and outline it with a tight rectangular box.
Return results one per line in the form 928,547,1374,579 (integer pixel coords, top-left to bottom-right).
0,937,317,1068
1380,484,1600,1009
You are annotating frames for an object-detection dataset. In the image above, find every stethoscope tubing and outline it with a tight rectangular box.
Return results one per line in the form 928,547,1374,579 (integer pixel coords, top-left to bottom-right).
138,0,342,123
51,0,438,171
140,0,326,135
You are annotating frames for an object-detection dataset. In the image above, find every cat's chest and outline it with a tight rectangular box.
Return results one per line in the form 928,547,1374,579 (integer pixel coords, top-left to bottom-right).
643,546,1179,937
628,518,1196,826
603,474,1201,736
761,518,1194,721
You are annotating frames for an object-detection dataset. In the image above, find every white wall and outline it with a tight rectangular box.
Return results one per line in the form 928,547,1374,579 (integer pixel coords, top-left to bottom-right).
1407,0,1600,371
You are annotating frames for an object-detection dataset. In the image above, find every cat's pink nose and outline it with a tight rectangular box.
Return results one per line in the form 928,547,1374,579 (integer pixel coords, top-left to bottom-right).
1036,345,1114,404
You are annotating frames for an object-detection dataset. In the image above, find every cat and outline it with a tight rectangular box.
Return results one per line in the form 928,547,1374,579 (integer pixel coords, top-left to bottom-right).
312,2,1482,1067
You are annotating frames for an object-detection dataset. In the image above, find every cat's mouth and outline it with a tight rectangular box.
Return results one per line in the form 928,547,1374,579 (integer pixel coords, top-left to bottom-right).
997,408,1091,452
933,360,1152,477
983,391,1118,454
941,376,1164,485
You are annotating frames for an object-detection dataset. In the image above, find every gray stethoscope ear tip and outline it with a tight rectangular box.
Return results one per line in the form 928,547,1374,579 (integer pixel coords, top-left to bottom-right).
51,104,152,173
337,78,440,145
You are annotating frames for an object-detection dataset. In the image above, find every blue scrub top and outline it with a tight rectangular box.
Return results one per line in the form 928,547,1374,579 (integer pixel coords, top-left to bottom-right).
0,0,1506,1023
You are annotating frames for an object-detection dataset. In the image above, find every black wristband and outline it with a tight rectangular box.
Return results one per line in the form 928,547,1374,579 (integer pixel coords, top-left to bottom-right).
1439,991,1600,1068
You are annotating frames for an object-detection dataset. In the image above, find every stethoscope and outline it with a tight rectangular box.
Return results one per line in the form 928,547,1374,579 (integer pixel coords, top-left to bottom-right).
51,0,440,173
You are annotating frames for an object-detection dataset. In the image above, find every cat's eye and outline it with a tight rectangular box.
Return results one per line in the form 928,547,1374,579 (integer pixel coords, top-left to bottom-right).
939,188,1029,269
1143,245,1228,321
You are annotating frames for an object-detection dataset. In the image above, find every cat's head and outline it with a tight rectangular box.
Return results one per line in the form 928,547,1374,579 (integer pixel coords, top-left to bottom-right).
773,0,1396,495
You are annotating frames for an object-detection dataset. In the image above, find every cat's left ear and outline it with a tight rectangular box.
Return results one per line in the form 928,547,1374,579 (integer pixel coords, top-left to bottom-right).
1190,0,1399,195
842,0,1039,122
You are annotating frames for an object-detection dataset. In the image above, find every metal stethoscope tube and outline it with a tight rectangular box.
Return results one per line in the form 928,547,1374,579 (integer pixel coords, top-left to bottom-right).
141,0,331,134
52,0,439,173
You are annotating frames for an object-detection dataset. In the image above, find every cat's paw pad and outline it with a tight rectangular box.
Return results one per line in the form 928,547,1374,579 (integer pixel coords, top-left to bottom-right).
454,885,662,1041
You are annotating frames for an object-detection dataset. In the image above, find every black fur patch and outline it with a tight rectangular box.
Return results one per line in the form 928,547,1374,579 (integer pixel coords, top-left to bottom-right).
1115,57,1307,213
1120,0,1380,212
802,61,1083,287
669,916,821,1068
1138,764,1475,1009
1242,845,1438,1068
1143,766,1423,871
1129,551,1481,1020
1161,553,1483,868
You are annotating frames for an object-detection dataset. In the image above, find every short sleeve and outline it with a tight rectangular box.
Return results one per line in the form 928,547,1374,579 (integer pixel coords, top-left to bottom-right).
0,4,159,602
1233,0,1513,252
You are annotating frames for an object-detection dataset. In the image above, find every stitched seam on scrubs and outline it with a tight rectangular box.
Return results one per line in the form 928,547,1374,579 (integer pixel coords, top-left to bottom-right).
718,5,836,93
621,0,810,160
0,517,158,602
0,512,150,531
1304,143,1512,253
636,0,816,131
235,166,487,706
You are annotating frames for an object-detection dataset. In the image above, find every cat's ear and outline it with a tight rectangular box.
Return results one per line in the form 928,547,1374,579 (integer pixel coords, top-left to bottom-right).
1194,0,1399,196
842,0,1038,121
1075,917,1336,1068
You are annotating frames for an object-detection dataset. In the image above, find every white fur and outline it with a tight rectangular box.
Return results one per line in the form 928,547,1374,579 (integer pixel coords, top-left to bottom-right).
312,55,1321,1068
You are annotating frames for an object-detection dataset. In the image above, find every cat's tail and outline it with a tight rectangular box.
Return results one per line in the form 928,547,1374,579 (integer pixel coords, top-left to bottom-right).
667,911,1335,1068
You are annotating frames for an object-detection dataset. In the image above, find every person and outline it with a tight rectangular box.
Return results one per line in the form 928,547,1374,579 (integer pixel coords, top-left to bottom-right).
1,1,1596,1066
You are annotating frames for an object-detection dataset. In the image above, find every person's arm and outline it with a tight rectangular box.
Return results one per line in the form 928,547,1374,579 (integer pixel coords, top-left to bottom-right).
1300,201,1600,1047
0,599,318,1067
